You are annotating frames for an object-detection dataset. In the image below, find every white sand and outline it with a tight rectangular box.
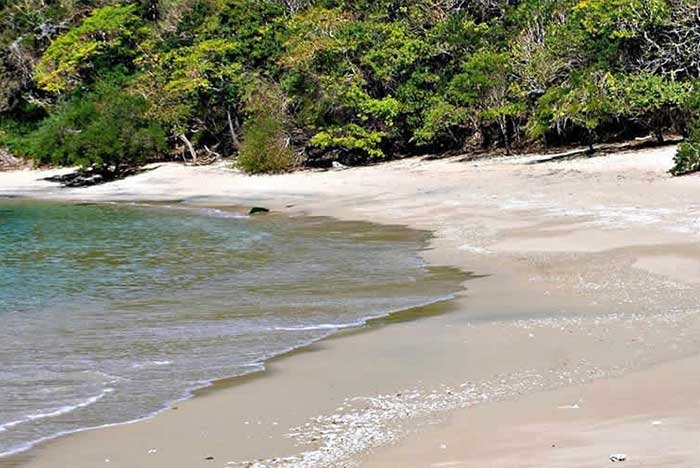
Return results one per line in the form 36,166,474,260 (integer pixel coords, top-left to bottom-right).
3,145,700,468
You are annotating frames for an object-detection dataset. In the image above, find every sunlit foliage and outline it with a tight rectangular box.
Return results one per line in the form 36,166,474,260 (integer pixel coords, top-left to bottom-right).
0,0,699,174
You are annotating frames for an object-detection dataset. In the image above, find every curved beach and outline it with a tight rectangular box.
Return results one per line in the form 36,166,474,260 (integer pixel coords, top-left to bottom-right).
2,145,700,467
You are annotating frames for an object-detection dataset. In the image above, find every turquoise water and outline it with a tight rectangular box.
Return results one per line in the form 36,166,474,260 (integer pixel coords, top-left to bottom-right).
0,200,461,457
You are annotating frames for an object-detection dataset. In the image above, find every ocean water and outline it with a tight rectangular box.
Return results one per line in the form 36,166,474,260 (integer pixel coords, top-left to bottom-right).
0,200,461,458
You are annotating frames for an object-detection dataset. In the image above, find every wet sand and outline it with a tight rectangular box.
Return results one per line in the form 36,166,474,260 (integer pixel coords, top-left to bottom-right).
2,145,700,467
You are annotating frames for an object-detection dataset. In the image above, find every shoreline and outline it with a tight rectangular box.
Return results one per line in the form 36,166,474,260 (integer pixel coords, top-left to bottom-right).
3,145,700,467
0,287,462,465
0,200,467,466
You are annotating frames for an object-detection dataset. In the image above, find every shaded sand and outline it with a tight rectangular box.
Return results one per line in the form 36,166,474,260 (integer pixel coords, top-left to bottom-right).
2,145,700,467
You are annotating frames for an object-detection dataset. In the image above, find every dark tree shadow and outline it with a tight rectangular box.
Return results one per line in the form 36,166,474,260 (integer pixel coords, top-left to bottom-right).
42,165,159,187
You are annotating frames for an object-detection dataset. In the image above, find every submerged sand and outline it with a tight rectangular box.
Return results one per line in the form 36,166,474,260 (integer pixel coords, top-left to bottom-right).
2,145,700,467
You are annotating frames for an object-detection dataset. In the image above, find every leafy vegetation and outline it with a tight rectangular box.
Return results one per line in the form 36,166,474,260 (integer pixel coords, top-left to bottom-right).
1,0,699,175
238,82,296,173
3,73,167,169
672,89,700,176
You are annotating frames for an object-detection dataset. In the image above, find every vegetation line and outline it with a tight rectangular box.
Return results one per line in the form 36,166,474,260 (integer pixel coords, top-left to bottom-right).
1,0,700,177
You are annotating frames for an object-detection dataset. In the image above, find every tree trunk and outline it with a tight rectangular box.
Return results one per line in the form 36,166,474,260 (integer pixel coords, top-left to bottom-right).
479,125,490,149
147,0,159,21
179,134,197,164
587,129,595,154
227,109,241,151
654,128,665,144
500,117,510,155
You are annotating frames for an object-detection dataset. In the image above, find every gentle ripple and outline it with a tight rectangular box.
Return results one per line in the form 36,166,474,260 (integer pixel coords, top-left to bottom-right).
0,200,462,457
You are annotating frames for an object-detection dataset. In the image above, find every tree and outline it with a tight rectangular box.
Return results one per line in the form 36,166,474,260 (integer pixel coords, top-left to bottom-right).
238,81,296,173
34,5,145,93
281,8,409,161
511,0,577,99
2,0,700,175
449,50,524,152
413,97,468,146
530,71,615,151
134,38,248,160
609,73,692,142
571,0,670,69
638,1,700,78
6,74,167,170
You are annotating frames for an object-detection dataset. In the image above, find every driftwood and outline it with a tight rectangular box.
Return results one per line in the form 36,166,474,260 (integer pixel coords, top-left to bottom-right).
178,134,198,164
194,146,221,166
175,136,224,166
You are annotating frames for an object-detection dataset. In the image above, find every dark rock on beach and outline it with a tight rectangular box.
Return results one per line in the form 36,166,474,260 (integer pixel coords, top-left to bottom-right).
249,206,270,215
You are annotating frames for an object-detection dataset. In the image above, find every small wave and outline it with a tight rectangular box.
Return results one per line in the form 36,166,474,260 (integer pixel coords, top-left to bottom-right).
0,418,24,433
197,208,249,219
121,202,249,219
0,295,457,459
131,360,174,369
273,321,365,332
86,370,128,384
0,388,114,433
272,295,455,333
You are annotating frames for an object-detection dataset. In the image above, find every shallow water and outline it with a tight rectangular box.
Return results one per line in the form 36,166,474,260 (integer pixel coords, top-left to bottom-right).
0,200,462,458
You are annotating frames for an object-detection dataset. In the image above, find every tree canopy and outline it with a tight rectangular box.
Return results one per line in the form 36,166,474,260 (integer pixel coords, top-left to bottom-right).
1,0,700,174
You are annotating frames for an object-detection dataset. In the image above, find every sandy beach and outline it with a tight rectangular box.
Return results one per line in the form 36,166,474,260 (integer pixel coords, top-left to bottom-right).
2,144,700,467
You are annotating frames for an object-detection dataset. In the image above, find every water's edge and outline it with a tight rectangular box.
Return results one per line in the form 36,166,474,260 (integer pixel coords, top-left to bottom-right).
2,198,469,467
4,299,463,466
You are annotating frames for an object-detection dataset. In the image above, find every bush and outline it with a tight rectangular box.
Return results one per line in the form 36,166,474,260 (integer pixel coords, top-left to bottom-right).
8,77,167,170
671,88,700,176
237,83,296,174
671,140,700,176
310,125,386,160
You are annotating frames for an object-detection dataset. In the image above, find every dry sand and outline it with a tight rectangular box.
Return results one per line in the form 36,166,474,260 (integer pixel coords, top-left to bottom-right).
2,145,700,467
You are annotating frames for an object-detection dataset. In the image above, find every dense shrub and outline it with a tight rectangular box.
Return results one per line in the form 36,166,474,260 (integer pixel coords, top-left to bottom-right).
671,140,700,176
671,88,700,176
237,84,296,174
7,77,167,170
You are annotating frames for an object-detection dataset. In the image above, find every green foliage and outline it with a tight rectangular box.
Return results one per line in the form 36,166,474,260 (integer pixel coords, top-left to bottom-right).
356,21,429,85
531,71,692,145
1,0,700,174
281,9,431,159
573,0,669,40
282,7,352,70
530,71,615,142
136,38,246,133
310,125,386,159
200,0,287,68
238,83,296,174
672,139,700,176
448,50,525,149
35,5,144,93
6,75,166,168
449,51,510,107
570,0,670,67
609,73,692,140
610,73,690,113
413,99,468,145
672,87,700,176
